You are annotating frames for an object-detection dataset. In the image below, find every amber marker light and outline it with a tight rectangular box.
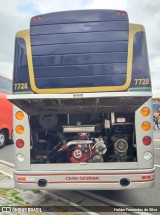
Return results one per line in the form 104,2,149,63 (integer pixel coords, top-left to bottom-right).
15,111,24,120
142,175,151,180
16,125,24,134
141,122,151,131
141,107,150,117
18,177,26,181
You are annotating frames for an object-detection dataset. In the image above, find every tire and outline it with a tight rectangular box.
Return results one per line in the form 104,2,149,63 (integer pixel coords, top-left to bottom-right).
0,131,6,149
8,131,14,145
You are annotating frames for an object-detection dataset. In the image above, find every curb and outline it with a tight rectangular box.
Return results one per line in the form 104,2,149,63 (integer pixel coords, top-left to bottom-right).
0,159,14,178
0,161,96,214
0,159,14,168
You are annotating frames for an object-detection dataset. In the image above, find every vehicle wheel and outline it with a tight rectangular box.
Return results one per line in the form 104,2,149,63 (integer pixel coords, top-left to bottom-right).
8,131,14,144
0,131,6,149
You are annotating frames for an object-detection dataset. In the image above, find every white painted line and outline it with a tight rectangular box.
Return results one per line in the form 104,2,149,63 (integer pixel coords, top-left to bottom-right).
45,191,100,215
0,170,13,178
155,165,160,168
0,159,14,167
79,190,127,207
0,160,14,177
155,148,160,150
78,191,153,215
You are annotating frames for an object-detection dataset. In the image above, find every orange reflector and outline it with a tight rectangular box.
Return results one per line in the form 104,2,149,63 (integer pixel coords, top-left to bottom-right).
15,125,24,134
142,175,151,180
141,107,150,117
141,122,151,131
15,111,24,120
18,177,26,181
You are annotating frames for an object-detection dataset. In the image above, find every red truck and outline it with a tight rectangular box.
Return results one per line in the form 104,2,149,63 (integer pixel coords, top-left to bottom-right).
0,74,12,148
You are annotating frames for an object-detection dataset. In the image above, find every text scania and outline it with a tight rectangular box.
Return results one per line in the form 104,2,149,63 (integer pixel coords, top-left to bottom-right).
65,177,100,181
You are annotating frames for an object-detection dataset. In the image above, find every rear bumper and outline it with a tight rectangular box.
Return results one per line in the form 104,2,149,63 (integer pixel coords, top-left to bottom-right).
14,168,155,190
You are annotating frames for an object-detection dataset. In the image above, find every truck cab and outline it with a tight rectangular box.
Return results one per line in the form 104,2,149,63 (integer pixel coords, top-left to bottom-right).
0,75,12,148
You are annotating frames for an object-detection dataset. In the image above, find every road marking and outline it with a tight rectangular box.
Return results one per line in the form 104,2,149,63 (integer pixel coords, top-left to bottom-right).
78,190,130,207
0,159,14,167
45,191,100,215
155,148,160,150
155,165,160,168
0,170,13,178
78,191,153,215
0,160,14,177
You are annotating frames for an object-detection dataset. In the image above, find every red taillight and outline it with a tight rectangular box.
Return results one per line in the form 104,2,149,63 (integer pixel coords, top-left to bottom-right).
116,11,126,16
38,16,42,20
122,12,126,16
116,11,121,16
32,17,36,21
16,139,24,148
142,136,152,146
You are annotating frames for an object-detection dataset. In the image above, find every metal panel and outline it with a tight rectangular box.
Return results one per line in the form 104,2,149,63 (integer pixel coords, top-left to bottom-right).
31,21,128,35
33,62,126,77
30,162,138,171
33,53,127,67
135,98,154,168
14,168,155,190
31,31,128,46
129,32,151,90
13,105,31,170
30,10,128,25
30,10,129,89
8,92,151,115
15,180,154,190
34,74,126,89
13,37,31,93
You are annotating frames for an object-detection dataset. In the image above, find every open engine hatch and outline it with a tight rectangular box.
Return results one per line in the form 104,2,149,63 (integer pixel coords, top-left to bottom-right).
8,92,151,115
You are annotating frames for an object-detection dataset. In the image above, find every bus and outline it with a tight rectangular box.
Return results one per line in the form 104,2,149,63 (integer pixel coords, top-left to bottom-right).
8,10,154,190
0,74,13,148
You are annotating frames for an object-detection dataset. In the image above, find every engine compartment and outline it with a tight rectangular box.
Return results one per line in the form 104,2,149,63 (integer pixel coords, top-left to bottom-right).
30,112,137,164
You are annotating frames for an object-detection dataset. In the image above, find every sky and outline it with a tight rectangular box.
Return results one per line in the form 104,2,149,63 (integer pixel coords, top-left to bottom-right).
0,0,160,96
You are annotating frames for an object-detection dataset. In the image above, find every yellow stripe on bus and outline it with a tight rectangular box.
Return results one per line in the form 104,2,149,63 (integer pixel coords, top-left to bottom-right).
16,24,145,94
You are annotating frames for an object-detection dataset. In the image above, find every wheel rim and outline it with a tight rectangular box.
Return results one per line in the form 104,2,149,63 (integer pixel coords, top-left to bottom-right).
0,134,5,146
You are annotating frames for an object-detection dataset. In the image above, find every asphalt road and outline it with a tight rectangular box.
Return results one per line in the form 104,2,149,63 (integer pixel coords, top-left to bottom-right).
0,130,160,210
0,142,14,163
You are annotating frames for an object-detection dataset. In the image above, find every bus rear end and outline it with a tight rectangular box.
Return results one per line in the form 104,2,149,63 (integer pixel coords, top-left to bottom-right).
8,10,154,190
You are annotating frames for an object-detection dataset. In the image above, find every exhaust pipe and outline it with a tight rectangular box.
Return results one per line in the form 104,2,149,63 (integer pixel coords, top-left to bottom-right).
120,178,130,187
38,179,47,187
